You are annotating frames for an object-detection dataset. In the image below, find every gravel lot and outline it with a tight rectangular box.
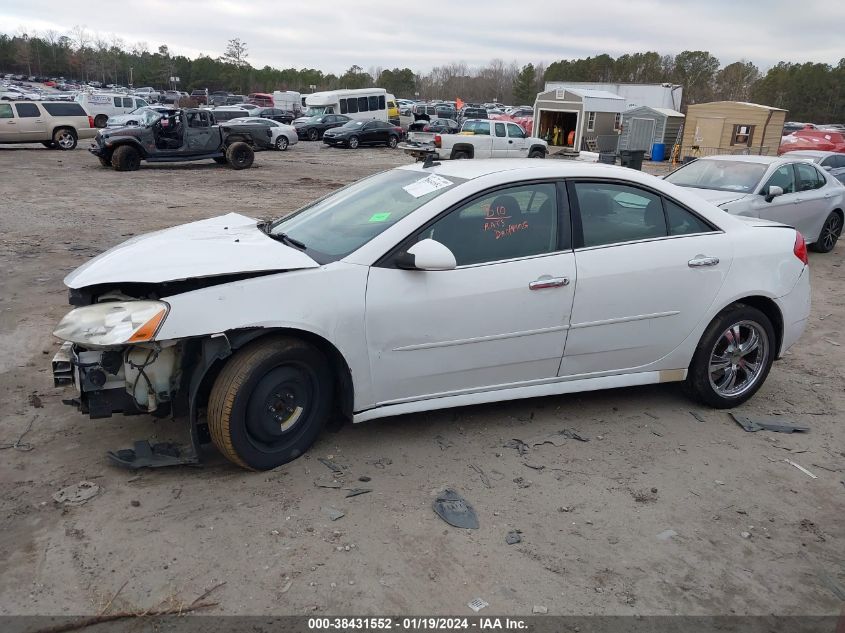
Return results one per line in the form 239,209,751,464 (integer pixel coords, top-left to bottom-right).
0,142,843,617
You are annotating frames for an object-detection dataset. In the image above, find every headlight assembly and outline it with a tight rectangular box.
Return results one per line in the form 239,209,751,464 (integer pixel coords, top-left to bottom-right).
53,301,169,346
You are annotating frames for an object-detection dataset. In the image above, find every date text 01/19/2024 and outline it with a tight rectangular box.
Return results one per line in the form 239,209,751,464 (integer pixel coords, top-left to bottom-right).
307,617,529,630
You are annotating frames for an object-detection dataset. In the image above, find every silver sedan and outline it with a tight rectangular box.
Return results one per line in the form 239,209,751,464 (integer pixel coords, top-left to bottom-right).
666,155,845,252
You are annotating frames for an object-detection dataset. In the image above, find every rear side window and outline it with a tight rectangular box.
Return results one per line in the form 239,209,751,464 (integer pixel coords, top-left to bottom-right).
42,102,87,117
113,97,122,107
14,103,41,117
123,97,133,107
573,182,666,248
795,162,825,191
0,103,12,118
664,199,715,236
762,165,796,194
494,122,506,137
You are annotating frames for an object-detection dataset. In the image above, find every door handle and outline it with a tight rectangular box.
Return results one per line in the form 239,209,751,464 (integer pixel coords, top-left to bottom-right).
529,276,569,290
688,256,720,268
508,140,513,144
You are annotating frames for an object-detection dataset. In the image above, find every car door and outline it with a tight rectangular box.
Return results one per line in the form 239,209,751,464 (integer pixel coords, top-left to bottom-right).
507,122,530,157
0,102,17,141
360,121,377,144
561,181,732,376
492,122,510,157
365,181,576,404
754,163,820,238
796,161,838,241
185,111,214,151
13,102,48,140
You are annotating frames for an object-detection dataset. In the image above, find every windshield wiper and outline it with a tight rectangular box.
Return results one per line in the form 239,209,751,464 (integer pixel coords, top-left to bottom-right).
261,222,306,250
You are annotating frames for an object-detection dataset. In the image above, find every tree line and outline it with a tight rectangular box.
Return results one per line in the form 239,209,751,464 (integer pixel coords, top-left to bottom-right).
1,28,842,122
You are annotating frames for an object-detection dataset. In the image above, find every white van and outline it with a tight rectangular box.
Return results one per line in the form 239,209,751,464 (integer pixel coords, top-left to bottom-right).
302,88,388,123
75,92,151,128
272,90,302,114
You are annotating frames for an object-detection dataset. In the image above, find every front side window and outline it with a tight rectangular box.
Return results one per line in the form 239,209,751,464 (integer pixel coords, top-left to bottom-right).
271,170,467,262
762,164,796,194
0,103,12,118
795,162,825,191
573,182,666,248
14,103,40,118
507,123,525,139
420,183,561,266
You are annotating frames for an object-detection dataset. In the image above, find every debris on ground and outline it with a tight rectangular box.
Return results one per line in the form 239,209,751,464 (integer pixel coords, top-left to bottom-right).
740,531,752,539
130,500,140,507
467,598,488,612
435,435,453,451
506,530,522,545
532,605,548,614
321,506,345,521
432,489,478,529
503,428,589,455
314,478,343,489
513,477,532,489
631,488,659,503
53,481,100,506
523,460,545,471
368,457,392,469
731,414,810,434
358,475,371,482
689,411,707,423
28,392,43,408
656,529,677,541
318,458,343,474
107,440,190,469
469,463,491,488
0,416,36,452
785,459,818,479
345,488,372,498
280,580,293,594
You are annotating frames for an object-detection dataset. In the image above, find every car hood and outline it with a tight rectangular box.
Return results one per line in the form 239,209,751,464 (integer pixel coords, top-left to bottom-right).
64,212,319,289
683,188,752,207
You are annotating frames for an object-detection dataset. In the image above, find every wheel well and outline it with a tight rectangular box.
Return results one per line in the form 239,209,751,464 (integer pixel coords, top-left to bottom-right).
111,140,146,157
729,296,784,354
52,125,77,138
192,328,354,425
451,144,474,158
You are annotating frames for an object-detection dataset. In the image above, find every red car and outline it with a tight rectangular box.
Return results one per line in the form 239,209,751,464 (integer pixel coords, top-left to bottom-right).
247,93,274,107
780,129,845,155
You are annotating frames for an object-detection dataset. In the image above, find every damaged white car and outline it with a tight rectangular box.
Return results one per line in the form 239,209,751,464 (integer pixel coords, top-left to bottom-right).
53,160,811,470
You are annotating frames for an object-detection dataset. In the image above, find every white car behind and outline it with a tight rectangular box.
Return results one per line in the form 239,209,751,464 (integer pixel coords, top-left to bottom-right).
52,160,810,470
228,116,297,150
665,155,845,253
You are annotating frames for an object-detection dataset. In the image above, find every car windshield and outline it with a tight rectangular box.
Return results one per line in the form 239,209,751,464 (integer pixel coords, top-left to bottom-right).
665,159,769,193
270,169,467,262
139,110,164,127
304,106,329,117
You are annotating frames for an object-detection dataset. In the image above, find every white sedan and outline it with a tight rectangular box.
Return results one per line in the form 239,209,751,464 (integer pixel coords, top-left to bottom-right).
665,155,845,253
1,85,40,100
52,160,810,470
228,116,298,151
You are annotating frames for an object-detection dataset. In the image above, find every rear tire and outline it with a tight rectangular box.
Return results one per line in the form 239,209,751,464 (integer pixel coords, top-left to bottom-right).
207,337,333,470
53,128,77,150
809,212,842,253
388,135,398,148
111,145,141,171
685,304,776,408
226,142,254,169
94,114,108,128
453,150,470,160
275,135,289,151
307,128,318,141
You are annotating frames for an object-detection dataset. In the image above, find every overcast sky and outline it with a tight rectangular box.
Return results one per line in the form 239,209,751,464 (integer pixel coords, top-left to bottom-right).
3,0,843,74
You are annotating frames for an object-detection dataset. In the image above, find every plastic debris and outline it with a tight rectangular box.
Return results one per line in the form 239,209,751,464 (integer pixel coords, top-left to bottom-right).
321,506,345,521
467,598,488,612
53,481,100,506
689,411,707,423
318,458,343,474
656,529,677,541
506,530,522,545
785,459,818,479
532,605,548,614
731,414,809,434
432,489,479,529
469,464,491,489
345,488,372,498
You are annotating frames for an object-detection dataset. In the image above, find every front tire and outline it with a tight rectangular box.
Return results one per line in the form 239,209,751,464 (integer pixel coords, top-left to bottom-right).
98,155,111,167
226,141,254,169
207,337,333,470
809,212,842,253
528,149,545,158
275,135,289,151
348,135,360,149
111,145,141,171
388,135,398,148
685,304,776,408
307,128,318,141
53,128,77,150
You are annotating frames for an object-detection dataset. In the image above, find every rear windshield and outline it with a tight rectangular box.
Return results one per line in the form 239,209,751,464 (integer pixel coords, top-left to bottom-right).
42,102,87,117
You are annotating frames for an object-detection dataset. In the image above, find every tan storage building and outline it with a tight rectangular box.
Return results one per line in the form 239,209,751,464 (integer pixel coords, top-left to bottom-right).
681,101,787,158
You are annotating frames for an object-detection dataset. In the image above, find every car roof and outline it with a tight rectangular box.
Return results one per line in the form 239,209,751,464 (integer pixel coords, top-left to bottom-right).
782,150,836,158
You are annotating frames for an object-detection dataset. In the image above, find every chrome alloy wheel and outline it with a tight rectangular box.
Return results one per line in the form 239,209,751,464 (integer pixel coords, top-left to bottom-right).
708,320,769,398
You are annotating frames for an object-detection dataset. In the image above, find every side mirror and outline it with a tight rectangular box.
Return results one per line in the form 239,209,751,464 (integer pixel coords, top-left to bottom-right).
764,185,784,203
822,165,833,172
395,239,457,271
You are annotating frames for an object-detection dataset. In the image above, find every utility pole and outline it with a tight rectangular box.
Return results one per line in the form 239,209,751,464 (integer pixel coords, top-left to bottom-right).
129,66,133,88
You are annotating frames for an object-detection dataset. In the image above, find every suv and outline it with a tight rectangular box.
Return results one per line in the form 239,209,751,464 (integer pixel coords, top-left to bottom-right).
133,87,160,102
190,90,208,105
0,101,96,149
89,108,274,171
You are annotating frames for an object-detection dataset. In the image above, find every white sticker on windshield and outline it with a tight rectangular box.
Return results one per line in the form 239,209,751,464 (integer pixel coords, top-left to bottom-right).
403,174,454,198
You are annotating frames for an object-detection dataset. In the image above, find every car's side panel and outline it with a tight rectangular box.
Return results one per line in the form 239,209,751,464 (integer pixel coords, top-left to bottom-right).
155,263,377,410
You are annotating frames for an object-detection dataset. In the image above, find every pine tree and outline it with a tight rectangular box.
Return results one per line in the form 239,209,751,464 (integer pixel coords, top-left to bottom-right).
512,63,535,105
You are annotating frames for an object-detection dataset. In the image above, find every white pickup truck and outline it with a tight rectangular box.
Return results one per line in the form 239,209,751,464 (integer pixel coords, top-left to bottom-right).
399,119,547,160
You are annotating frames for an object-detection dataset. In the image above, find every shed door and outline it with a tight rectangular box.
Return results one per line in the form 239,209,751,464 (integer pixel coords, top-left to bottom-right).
693,117,724,148
628,117,655,152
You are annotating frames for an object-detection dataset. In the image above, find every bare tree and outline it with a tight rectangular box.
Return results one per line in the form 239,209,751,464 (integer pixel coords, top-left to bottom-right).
222,37,249,68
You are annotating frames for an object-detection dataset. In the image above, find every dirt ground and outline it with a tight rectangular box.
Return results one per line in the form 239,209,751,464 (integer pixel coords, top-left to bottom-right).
0,141,843,618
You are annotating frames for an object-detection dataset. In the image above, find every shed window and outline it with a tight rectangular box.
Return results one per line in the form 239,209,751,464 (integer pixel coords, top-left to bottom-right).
586,112,596,131
731,124,754,146
614,113,621,131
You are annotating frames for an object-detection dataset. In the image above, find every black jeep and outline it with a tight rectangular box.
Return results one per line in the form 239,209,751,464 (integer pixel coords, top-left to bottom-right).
89,108,274,171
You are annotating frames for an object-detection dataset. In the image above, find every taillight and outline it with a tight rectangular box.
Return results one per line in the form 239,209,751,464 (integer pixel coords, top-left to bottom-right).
423,125,430,132
434,134,441,148
88,115,94,128
793,231,808,265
